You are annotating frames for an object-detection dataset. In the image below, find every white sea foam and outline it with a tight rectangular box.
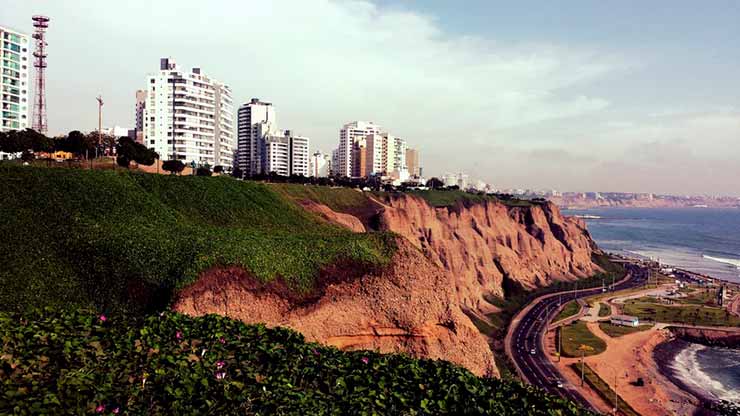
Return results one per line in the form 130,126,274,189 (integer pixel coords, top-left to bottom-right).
671,343,740,403
702,254,740,269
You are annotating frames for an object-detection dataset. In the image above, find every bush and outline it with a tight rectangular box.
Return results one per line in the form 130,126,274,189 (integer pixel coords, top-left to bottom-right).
196,166,212,176
0,308,593,415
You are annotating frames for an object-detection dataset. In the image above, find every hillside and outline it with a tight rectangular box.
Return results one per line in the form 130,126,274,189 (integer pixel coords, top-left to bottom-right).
0,165,394,316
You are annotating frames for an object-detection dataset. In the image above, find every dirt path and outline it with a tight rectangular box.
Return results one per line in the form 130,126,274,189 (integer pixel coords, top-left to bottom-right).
584,324,699,416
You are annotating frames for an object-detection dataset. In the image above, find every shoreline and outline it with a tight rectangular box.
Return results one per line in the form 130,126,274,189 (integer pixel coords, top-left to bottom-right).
653,338,740,416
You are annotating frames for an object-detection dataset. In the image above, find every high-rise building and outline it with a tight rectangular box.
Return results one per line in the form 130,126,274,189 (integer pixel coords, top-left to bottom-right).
142,58,234,168
259,129,310,177
1,26,31,132
310,151,331,177
337,121,382,177
134,90,146,143
236,98,276,176
406,148,420,177
352,137,368,178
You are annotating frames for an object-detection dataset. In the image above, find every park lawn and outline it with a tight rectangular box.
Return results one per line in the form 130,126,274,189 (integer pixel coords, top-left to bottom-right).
622,299,740,327
559,321,606,358
598,322,653,338
555,301,581,322
597,303,611,317
680,289,720,306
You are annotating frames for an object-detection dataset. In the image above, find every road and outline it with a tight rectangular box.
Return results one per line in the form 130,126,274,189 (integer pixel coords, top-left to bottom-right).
506,263,648,412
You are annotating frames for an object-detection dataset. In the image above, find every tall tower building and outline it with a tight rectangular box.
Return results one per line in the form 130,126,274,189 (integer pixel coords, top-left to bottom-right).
133,89,146,143
236,98,276,176
337,121,382,178
142,58,234,168
406,148,420,177
31,16,49,134
259,129,310,177
1,25,31,132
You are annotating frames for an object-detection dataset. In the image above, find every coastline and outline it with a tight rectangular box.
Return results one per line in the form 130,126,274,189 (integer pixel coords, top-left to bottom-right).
653,338,740,416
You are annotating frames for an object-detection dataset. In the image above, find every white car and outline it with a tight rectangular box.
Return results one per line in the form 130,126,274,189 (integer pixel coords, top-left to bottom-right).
530,348,536,355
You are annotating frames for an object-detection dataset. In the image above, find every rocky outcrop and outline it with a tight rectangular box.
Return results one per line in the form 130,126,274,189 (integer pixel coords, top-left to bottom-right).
374,195,600,312
667,326,740,348
173,239,497,377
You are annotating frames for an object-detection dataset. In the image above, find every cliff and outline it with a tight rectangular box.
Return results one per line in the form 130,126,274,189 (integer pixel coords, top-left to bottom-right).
374,194,601,313
173,238,497,377
667,326,740,348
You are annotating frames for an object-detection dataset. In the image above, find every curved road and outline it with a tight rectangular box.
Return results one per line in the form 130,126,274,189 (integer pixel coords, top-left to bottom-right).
506,263,648,412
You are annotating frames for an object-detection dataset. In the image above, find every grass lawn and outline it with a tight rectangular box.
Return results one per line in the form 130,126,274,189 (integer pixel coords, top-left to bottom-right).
569,363,640,416
269,182,371,213
555,301,581,322
622,299,740,327
598,322,653,338
598,303,611,317
681,289,720,306
559,321,606,358
406,189,535,208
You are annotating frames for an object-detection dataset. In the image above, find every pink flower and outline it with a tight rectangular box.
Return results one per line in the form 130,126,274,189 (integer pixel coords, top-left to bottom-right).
175,331,183,340
361,356,369,365
99,314,107,323
312,349,320,356
95,404,105,413
112,407,120,414
216,360,226,369
219,337,226,344
215,370,226,380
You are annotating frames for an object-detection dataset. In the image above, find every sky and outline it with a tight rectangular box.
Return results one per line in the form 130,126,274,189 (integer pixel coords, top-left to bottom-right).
4,0,740,196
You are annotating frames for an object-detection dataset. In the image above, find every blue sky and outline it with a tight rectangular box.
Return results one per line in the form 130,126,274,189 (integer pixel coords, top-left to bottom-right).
4,0,740,195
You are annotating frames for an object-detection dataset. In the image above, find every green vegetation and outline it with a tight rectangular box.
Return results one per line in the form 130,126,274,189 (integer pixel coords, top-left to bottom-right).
558,322,606,358
622,297,740,327
598,303,611,317
0,166,395,316
598,322,653,338
271,182,372,213
407,189,536,208
569,363,640,416
554,301,581,322
0,308,593,415
681,289,720,306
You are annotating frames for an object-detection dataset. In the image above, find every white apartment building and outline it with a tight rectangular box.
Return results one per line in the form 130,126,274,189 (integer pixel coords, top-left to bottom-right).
142,58,234,168
260,129,310,177
337,121,382,177
1,26,30,133
236,98,276,176
310,151,331,177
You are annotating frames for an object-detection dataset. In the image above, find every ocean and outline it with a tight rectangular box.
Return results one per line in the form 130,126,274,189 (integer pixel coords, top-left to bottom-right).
564,207,740,284
565,207,740,406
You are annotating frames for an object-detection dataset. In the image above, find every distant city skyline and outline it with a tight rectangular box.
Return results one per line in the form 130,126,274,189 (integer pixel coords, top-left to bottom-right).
3,0,740,195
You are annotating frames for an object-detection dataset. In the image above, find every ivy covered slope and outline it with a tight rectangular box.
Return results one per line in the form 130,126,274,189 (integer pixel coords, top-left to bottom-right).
0,309,591,415
0,165,394,316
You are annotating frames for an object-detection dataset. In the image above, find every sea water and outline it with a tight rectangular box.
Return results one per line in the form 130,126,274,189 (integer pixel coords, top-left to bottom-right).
564,207,740,284
565,207,740,405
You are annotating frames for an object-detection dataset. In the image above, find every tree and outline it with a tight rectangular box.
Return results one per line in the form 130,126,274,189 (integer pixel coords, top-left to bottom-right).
213,165,224,174
426,177,444,189
57,130,96,158
231,166,243,179
115,137,158,168
196,166,212,176
162,160,185,175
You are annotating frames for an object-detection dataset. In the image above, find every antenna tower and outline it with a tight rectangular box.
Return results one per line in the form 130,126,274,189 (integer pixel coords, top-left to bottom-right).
32,15,50,134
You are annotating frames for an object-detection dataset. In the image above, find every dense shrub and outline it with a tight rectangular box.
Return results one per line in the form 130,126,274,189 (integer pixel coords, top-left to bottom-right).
0,166,395,316
0,309,592,415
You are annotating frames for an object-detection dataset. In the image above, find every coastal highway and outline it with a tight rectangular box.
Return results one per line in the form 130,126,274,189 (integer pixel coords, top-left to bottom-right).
506,264,648,412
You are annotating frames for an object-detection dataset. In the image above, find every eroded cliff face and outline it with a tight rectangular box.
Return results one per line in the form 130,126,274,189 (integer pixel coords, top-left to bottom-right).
173,239,497,377
375,195,600,313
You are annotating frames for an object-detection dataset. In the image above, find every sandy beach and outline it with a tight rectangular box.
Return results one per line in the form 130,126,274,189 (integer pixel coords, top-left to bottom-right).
546,321,702,415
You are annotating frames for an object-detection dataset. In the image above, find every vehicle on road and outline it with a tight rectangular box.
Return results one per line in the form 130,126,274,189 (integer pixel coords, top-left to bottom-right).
530,348,536,355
